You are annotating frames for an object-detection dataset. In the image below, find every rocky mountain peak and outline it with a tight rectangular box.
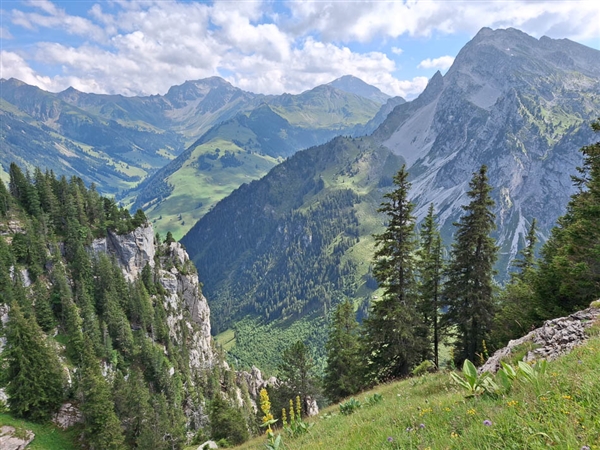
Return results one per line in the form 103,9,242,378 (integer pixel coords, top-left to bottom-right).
328,75,390,104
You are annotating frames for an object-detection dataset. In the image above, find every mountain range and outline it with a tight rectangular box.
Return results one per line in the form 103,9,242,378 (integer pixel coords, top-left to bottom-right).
180,27,600,370
0,75,402,238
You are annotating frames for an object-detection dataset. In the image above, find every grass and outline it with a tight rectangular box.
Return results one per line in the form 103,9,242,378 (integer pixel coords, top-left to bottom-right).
0,413,79,449
147,138,280,240
215,328,236,351
234,335,600,450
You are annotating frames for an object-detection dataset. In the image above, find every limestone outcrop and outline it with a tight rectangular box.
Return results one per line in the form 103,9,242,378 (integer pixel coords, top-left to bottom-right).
91,224,155,281
0,426,34,450
92,224,215,369
480,304,600,373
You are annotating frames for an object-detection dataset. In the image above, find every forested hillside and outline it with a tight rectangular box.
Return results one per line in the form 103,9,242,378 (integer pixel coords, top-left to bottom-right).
0,165,260,448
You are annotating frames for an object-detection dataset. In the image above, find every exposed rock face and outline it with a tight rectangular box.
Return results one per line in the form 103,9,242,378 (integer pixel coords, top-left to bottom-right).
52,402,84,429
377,27,600,274
91,224,155,281
237,366,271,399
480,305,600,373
0,426,34,450
0,303,9,354
92,224,215,370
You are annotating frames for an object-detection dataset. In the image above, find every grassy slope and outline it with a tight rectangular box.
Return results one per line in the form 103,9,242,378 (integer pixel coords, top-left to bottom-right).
0,414,79,449
148,138,281,240
236,333,600,450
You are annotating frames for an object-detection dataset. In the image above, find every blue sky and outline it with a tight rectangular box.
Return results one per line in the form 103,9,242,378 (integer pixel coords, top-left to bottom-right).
1,0,599,99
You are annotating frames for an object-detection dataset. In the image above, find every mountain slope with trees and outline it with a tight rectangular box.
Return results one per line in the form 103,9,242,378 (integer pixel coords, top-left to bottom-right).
0,166,264,448
181,28,600,372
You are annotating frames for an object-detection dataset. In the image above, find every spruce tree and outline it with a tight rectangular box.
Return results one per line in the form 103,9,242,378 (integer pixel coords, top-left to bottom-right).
277,340,319,416
363,165,425,382
79,338,126,450
323,299,361,402
444,165,498,364
0,178,10,217
416,203,444,368
3,302,65,421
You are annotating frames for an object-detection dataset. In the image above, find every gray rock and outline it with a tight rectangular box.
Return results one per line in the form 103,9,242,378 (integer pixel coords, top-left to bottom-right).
91,224,155,281
197,441,218,449
0,426,34,450
52,402,83,429
480,304,600,373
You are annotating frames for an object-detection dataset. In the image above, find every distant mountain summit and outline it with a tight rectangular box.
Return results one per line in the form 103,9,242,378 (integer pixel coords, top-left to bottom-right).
328,75,391,104
378,27,600,268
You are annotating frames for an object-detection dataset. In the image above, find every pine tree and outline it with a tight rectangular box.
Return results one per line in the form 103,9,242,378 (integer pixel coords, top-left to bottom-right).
323,299,362,402
363,165,425,382
444,165,498,364
3,302,65,421
416,203,444,368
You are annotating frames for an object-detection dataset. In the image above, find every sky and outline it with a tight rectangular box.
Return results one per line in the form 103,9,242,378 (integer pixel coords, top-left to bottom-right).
1,0,599,100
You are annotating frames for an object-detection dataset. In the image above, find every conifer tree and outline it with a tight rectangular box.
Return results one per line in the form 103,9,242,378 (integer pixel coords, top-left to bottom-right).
113,368,154,448
0,236,15,303
3,302,65,420
0,178,10,217
277,340,319,416
79,338,126,450
363,165,425,382
444,165,498,364
416,203,444,368
323,299,361,402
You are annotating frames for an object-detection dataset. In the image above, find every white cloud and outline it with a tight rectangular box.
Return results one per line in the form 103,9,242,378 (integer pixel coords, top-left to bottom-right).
0,51,52,89
418,56,455,70
0,27,13,39
4,0,598,99
283,0,600,44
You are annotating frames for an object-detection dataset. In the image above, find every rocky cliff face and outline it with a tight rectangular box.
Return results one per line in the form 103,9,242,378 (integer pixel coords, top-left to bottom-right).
378,27,600,272
92,223,215,369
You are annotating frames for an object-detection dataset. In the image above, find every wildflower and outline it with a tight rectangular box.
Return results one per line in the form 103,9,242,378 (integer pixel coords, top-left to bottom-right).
444,407,451,412
483,419,492,426
387,437,394,442
406,427,413,432
562,395,572,400
581,446,590,450
451,431,459,439
467,408,476,415
506,400,518,407
419,423,426,429
259,388,275,434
